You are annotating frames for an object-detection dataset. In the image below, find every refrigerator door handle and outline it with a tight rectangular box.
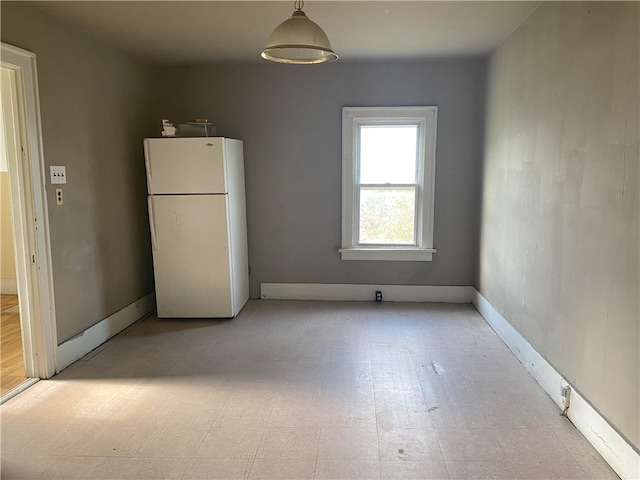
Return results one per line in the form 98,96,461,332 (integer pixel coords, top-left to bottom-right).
148,196,158,251
144,149,153,193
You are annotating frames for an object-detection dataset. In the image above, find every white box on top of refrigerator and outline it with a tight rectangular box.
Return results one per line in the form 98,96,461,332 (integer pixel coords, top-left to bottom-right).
144,137,249,318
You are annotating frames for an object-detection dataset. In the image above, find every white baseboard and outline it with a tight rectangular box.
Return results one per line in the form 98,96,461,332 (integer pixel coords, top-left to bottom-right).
56,293,155,373
471,289,565,408
472,288,639,480
260,283,474,303
1,278,18,295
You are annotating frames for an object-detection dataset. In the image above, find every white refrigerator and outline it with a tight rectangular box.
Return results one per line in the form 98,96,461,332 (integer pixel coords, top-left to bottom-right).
144,137,249,318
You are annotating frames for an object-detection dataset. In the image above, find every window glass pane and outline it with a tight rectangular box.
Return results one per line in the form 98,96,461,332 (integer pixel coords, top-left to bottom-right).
358,187,416,244
359,125,418,184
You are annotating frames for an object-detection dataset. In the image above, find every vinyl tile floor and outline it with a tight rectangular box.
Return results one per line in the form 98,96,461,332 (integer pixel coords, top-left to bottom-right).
0,301,619,480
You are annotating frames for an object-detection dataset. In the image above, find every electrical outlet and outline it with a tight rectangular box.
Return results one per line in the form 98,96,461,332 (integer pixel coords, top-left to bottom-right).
55,188,63,205
375,291,383,302
50,165,66,184
561,385,572,415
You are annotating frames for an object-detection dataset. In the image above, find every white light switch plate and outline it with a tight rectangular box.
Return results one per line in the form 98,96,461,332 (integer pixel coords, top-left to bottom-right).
50,165,66,184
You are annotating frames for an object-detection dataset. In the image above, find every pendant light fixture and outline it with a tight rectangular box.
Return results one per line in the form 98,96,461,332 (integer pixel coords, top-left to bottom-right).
261,0,338,64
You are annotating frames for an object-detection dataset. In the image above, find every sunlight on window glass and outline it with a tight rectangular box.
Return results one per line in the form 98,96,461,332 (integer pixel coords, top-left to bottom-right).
359,125,418,184
359,187,416,244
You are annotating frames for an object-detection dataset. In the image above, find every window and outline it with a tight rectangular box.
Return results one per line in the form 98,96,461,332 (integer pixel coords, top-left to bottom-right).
340,106,438,261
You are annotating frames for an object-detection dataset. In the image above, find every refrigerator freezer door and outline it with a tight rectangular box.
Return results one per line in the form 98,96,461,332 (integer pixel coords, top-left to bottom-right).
145,138,227,194
149,194,233,318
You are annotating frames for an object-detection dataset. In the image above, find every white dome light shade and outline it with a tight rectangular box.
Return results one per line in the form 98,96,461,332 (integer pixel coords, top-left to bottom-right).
261,8,338,64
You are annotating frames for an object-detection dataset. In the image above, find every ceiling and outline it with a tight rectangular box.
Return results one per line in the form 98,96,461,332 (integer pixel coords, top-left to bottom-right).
34,1,541,65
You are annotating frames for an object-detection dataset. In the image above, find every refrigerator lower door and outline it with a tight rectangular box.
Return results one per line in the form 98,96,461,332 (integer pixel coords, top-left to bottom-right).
149,194,233,318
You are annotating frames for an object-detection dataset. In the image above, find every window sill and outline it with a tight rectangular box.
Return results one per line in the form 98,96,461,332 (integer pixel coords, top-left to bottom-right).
339,247,436,262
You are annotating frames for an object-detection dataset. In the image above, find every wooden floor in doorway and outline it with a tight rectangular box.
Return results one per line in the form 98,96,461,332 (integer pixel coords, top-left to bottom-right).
1,294,26,395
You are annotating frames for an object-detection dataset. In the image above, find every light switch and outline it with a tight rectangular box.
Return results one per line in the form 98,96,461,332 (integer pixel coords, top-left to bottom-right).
50,166,66,184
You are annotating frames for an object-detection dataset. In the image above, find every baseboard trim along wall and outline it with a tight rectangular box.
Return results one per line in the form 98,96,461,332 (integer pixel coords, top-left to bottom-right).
471,289,639,480
1,278,18,295
260,283,474,303
56,293,155,373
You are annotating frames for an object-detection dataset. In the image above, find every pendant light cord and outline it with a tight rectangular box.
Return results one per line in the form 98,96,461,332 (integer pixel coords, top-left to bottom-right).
294,0,304,12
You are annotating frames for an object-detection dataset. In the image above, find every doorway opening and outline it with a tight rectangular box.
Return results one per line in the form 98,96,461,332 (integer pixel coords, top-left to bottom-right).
1,66,28,395
1,43,57,403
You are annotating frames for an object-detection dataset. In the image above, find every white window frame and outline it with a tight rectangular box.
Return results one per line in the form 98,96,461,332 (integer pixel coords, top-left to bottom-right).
340,106,438,261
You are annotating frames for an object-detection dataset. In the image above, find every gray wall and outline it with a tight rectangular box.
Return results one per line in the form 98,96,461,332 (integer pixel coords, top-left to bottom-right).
157,60,486,298
479,2,639,448
1,2,157,343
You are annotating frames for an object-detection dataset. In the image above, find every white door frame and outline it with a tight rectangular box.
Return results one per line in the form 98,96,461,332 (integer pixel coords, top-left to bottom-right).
1,43,57,382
